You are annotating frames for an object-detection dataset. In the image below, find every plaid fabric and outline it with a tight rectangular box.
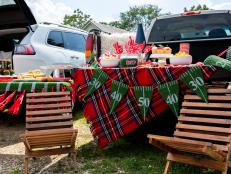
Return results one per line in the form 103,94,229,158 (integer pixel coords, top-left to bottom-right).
72,63,217,149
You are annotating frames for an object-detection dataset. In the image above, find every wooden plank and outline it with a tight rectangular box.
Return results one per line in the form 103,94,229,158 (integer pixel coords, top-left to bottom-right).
147,135,213,147
26,121,73,129
22,128,76,137
176,123,231,134
26,97,71,104
27,92,70,97
180,109,231,117
26,103,72,110
174,131,230,143
26,115,72,123
30,142,71,149
182,102,231,109
184,95,231,101
26,147,75,157
167,153,226,171
186,89,231,94
173,137,229,152
26,108,72,116
178,116,231,125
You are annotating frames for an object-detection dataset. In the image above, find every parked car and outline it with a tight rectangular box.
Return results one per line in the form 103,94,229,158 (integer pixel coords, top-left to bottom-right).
146,10,231,80
0,0,87,75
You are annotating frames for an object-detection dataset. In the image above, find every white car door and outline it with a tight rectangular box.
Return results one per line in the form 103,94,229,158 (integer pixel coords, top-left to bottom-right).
62,32,86,67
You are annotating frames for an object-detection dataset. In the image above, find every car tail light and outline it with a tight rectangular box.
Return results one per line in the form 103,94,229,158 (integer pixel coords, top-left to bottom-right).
85,34,93,58
182,11,201,16
14,44,36,55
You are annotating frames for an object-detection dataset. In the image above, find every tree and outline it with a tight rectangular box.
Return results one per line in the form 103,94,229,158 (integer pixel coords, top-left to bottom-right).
63,9,92,29
184,4,210,12
110,5,162,31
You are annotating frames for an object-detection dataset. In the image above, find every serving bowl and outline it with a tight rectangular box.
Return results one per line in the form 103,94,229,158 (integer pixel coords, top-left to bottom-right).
170,55,192,65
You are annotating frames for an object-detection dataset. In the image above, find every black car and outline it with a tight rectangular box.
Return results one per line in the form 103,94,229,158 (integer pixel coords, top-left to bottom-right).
146,10,231,80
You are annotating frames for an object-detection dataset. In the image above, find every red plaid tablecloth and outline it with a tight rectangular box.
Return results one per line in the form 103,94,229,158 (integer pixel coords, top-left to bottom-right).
72,63,216,149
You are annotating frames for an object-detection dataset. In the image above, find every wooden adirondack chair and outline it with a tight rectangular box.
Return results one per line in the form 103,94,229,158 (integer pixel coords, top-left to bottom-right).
21,92,77,174
148,85,231,174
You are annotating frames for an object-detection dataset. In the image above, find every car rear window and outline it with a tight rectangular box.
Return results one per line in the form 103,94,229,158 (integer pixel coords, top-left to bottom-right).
47,31,64,48
63,32,86,53
148,13,231,43
0,0,15,6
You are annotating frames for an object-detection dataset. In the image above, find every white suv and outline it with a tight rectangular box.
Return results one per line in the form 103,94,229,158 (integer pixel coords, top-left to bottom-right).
14,23,87,75
0,0,87,75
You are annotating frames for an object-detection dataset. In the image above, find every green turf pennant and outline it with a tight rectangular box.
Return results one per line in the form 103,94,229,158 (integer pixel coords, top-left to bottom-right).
180,67,208,103
133,86,153,121
85,69,109,98
226,47,231,61
158,80,180,117
204,55,231,71
110,80,129,114
91,60,100,68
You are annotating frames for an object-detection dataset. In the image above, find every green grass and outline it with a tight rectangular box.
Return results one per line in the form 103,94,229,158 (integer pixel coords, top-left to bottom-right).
72,111,221,174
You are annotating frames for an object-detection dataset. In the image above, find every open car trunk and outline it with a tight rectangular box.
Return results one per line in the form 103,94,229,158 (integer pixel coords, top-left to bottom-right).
156,39,231,81
0,0,36,68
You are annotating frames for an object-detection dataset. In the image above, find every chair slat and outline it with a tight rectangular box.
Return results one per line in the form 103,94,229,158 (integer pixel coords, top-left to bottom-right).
26,103,72,110
180,109,231,117
26,120,73,130
26,115,72,123
26,97,71,103
26,108,72,116
178,116,231,125
27,92,70,97
176,123,231,134
182,102,231,109
174,131,230,143
184,95,231,101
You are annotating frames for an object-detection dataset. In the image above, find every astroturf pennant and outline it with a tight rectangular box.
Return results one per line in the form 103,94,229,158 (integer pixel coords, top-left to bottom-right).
133,86,153,121
85,68,109,98
91,60,100,68
158,80,180,117
110,80,129,114
180,66,208,103
204,55,231,71
226,47,231,61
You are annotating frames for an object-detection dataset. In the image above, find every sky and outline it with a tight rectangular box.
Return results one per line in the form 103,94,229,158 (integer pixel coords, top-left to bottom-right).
25,0,231,24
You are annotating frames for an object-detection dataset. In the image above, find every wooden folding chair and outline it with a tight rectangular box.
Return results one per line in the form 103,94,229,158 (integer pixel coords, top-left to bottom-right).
148,85,231,174
21,92,77,174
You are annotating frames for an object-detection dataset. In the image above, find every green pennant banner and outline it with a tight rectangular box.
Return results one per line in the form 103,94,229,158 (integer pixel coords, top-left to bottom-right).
180,67,208,103
110,80,129,114
134,86,153,121
85,69,109,98
204,55,231,71
158,80,180,117
226,47,231,61
91,60,100,68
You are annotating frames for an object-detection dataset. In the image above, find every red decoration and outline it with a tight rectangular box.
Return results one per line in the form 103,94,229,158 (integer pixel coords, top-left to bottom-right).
113,42,123,55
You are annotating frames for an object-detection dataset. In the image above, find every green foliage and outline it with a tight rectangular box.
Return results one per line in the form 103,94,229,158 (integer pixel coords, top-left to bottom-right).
184,4,210,12
63,9,92,29
109,5,162,31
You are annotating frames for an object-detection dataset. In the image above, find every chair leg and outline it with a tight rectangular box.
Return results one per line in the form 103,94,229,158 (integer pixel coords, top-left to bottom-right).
72,152,77,172
24,157,29,174
163,160,172,174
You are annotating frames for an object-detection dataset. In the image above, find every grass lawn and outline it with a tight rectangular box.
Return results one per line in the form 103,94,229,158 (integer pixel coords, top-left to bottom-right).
73,111,221,174
0,110,224,174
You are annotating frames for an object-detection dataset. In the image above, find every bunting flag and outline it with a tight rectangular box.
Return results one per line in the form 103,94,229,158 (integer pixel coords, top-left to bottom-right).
204,55,231,71
91,60,100,68
85,69,109,98
180,67,208,103
0,82,72,92
110,80,129,114
158,80,180,117
227,47,231,61
133,86,153,121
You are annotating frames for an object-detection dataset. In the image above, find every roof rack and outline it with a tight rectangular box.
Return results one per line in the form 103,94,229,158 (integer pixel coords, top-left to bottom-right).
40,22,88,33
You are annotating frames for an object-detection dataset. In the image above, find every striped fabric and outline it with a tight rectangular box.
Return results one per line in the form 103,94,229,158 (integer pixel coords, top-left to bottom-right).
73,63,217,149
